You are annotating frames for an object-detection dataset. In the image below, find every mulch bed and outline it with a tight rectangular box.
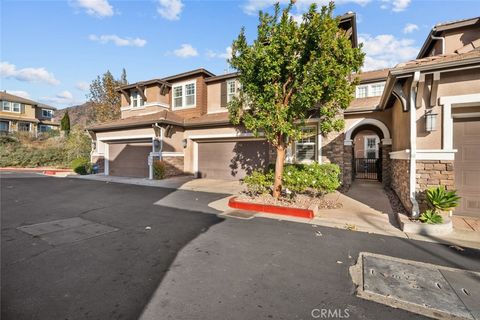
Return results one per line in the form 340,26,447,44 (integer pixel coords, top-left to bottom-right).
237,193,342,210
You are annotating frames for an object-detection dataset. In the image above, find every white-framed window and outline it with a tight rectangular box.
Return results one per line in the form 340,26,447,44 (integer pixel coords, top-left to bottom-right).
356,86,368,98
2,101,21,113
42,109,53,118
0,121,9,132
130,90,144,108
364,135,379,158
18,122,30,132
295,126,317,162
39,124,53,132
227,80,236,103
172,81,196,109
370,84,385,97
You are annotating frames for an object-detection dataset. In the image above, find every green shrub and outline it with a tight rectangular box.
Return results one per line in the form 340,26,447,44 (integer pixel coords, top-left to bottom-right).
71,157,91,175
153,160,166,180
419,209,443,224
243,170,274,194
426,186,460,212
243,163,341,196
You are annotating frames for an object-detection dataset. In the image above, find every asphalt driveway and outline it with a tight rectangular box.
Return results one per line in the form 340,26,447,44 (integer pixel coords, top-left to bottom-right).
2,172,480,320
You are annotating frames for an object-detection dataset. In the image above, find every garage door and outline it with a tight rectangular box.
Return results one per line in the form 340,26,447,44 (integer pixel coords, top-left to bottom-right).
198,140,269,180
109,143,151,178
453,119,480,217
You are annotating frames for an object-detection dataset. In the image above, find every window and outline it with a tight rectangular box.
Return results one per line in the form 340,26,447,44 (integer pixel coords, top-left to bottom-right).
227,80,236,103
173,82,196,109
295,127,316,162
185,83,195,106
370,84,385,97
18,122,30,132
2,101,21,113
364,136,378,158
356,86,368,98
130,90,144,108
0,121,9,132
173,86,183,108
39,125,53,132
42,109,53,118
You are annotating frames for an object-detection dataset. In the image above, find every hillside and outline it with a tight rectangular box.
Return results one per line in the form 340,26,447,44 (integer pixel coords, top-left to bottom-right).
54,102,94,129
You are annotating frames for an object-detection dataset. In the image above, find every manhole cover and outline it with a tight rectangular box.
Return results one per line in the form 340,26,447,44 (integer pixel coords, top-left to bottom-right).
17,217,118,245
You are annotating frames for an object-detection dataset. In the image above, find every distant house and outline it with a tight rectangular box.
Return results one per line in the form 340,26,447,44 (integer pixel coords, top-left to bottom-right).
87,15,480,218
0,91,59,135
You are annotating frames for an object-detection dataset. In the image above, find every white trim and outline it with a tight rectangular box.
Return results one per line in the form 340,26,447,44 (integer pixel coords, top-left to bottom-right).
172,80,196,110
363,135,379,158
440,93,480,150
452,112,480,119
97,134,154,142
162,152,184,157
409,71,420,218
188,132,259,140
121,101,170,111
207,110,229,115
193,141,199,177
389,149,457,160
381,138,392,145
104,143,110,175
355,81,386,98
344,118,391,145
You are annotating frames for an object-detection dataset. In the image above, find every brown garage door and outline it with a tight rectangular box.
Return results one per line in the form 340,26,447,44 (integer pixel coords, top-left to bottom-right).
109,143,151,178
453,119,480,217
198,140,269,180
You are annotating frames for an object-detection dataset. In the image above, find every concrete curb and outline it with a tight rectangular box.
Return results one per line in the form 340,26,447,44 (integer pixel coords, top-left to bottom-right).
394,211,453,235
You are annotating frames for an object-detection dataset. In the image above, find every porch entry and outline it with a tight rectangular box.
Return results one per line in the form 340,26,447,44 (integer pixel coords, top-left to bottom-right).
352,130,382,181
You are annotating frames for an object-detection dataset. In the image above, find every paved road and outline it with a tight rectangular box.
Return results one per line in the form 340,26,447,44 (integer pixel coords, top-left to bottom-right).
2,173,480,320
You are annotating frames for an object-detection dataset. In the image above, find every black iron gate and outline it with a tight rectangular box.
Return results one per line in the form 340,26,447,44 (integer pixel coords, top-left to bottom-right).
353,158,381,181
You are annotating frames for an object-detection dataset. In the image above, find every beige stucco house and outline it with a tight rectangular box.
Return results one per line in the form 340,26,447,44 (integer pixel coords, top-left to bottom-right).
87,15,480,218
0,91,59,134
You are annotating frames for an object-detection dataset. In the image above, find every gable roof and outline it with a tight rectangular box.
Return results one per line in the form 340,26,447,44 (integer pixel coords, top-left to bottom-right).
161,68,216,82
417,16,480,59
353,69,389,83
0,91,57,110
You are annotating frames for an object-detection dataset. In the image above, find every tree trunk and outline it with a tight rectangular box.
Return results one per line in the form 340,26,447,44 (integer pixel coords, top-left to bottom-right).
272,145,286,199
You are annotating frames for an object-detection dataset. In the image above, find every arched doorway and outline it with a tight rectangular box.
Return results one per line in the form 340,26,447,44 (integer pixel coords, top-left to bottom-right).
344,118,392,187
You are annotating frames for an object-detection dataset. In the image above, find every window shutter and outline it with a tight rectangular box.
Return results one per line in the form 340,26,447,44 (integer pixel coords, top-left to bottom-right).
220,81,227,108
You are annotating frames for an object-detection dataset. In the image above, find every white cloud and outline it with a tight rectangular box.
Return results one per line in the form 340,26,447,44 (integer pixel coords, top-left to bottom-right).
76,81,90,91
89,34,147,47
6,90,31,99
75,0,114,17
242,0,370,16
0,61,60,85
41,90,83,106
403,23,419,34
173,44,198,58
381,0,411,12
157,0,184,20
359,33,418,71
206,47,232,59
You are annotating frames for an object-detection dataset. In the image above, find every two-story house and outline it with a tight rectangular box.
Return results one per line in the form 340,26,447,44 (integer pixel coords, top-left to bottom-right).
0,91,59,134
87,15,480,218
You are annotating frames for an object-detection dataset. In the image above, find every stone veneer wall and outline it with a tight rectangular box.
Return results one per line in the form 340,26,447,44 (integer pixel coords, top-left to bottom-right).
416,160,455,212
381,145,392,188
91,155,105,173
321,132,346,185
162,156,184,177
391,159,411,212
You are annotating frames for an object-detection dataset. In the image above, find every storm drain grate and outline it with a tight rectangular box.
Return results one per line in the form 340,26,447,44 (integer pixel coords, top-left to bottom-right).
350,252,480,320
17,217,118,245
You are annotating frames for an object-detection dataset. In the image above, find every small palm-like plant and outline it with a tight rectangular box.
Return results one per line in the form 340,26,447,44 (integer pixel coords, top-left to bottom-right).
426,186,460,212
419,209,443,224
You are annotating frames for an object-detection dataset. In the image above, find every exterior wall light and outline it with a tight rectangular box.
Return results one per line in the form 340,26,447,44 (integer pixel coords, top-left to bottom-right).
182,139,188,148
425,110,437,132
153,139,161,152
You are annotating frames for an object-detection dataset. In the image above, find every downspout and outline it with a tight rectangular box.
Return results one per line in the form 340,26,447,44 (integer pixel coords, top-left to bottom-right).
431,34,445,55
409,71,421,219
150,123,163,180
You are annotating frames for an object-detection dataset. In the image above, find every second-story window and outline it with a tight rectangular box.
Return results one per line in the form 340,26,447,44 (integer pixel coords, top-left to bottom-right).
356,86,368,98
42,109,53,118
227,80,236,103
130,90,144,108
173,82,196,109
370,84,385,97
2,101,21,113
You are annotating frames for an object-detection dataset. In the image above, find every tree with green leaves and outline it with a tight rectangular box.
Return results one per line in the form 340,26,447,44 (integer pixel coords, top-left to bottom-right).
88,70,127,123
60,111,70,133
228,1,364,198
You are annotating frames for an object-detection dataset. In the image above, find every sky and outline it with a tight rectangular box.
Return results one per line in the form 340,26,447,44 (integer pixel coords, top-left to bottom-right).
1,0,479,108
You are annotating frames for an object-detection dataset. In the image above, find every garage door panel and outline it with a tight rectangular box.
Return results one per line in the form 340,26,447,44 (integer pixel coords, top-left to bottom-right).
198,140,269,180
453,120,480,217
109,144,150,178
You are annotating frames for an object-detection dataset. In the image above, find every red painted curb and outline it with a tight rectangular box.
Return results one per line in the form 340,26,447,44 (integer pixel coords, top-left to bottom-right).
0,167,71,173
228,196,314,219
